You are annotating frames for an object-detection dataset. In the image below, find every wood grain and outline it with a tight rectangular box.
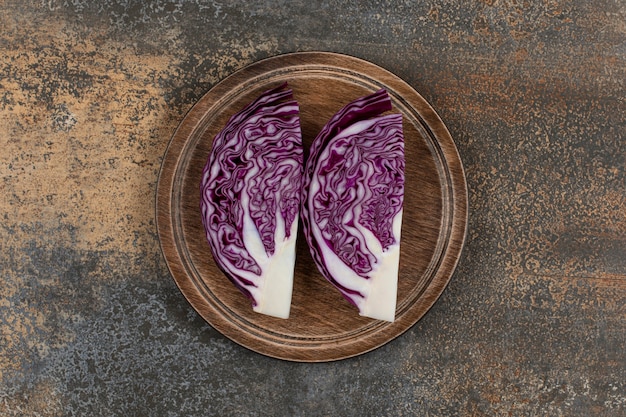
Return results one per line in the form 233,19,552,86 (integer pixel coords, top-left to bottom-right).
156,52,468,362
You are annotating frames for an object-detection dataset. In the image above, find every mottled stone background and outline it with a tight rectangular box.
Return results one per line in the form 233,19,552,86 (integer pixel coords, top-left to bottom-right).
1,0,624,416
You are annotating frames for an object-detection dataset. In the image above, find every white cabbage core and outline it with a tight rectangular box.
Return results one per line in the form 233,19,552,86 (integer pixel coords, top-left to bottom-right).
237,167,297,319
309,173,402,323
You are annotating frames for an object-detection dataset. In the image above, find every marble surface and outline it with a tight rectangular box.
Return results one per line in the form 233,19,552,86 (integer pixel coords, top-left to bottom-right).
1,1,624,415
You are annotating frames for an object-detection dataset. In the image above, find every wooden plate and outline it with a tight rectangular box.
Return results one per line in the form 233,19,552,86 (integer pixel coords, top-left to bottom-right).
156,52,467,362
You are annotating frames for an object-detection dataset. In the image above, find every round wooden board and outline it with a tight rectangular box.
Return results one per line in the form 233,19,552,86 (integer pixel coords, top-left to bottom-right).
156,52,468,362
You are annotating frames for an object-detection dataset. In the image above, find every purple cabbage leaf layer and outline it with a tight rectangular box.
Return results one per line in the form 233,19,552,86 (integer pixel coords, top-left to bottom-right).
200,83,303,319
301,89,405,322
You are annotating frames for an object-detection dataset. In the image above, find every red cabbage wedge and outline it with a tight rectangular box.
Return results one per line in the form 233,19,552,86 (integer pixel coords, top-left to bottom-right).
200,83,303,319
302,89,405,322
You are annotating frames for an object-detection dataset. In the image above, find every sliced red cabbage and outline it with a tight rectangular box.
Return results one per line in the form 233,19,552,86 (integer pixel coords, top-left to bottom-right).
200,83,302,319
302,89,405,322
